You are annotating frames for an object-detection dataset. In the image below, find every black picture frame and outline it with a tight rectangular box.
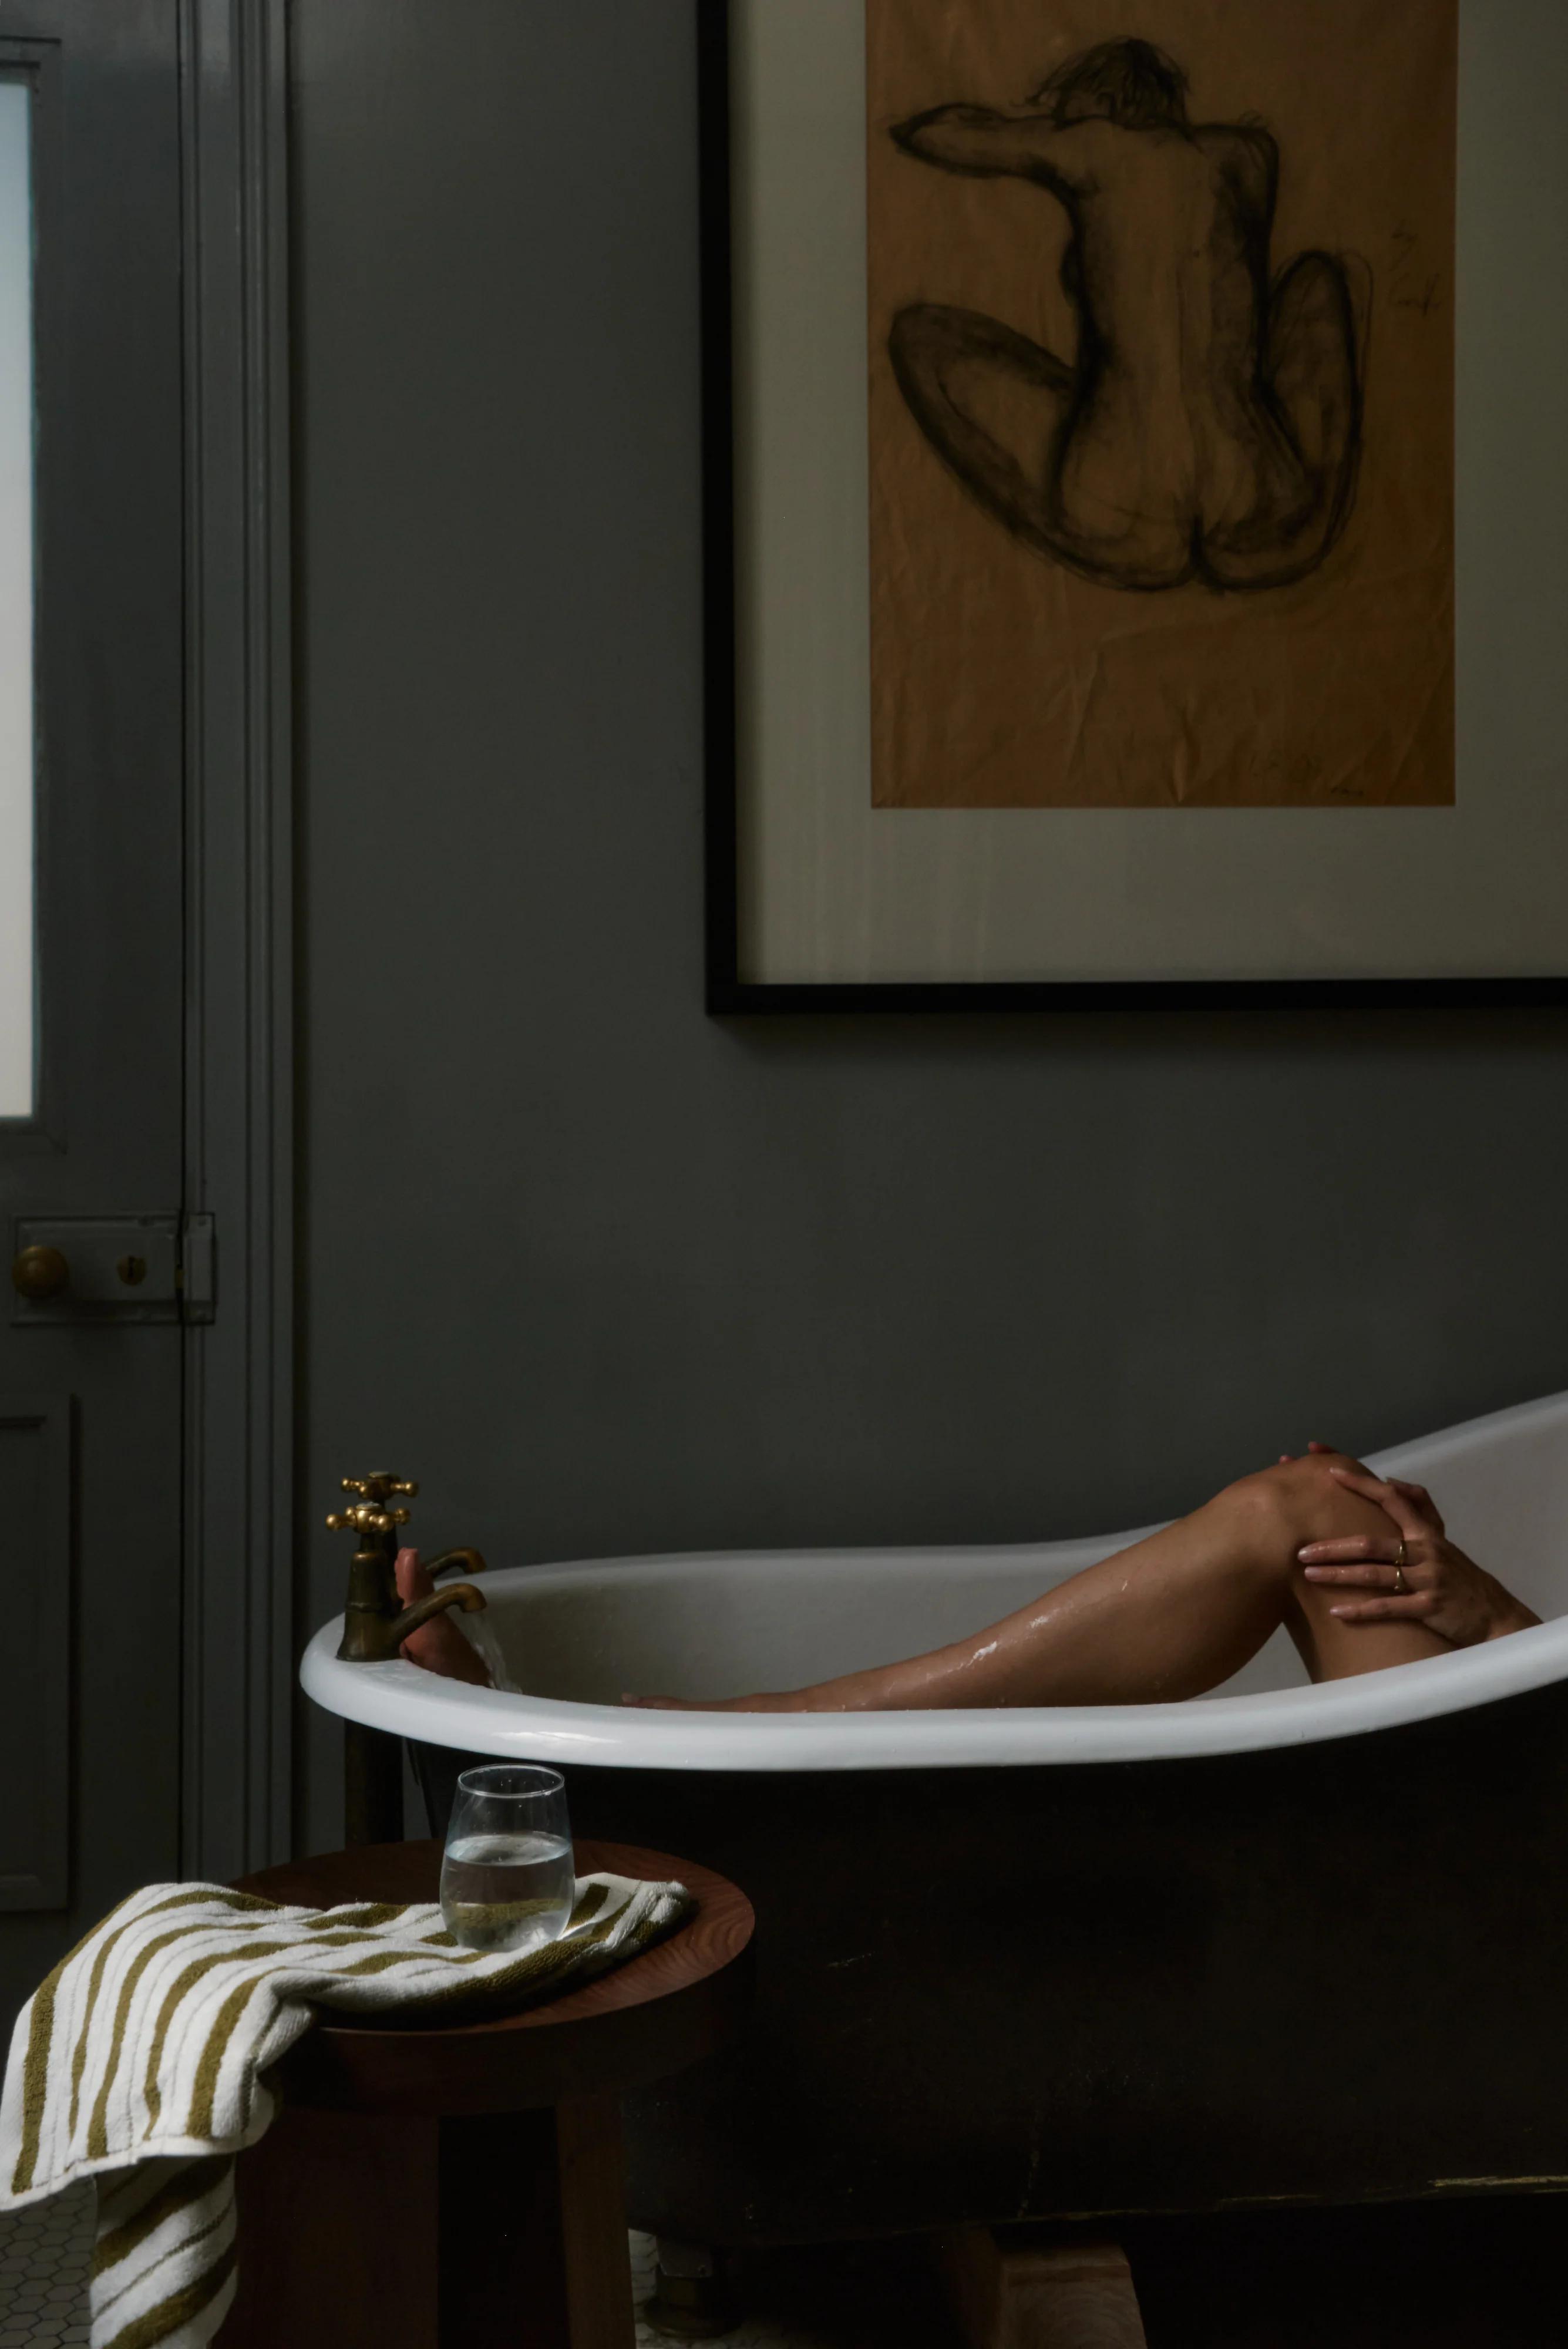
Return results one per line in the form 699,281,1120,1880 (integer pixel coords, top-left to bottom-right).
697,0,1568,1016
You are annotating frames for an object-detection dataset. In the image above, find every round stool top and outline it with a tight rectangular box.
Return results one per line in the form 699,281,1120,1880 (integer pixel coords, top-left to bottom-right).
231,1838,754,2116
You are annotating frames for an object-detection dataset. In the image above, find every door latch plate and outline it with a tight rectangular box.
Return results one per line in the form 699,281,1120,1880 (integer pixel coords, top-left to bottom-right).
11,1215,183,1325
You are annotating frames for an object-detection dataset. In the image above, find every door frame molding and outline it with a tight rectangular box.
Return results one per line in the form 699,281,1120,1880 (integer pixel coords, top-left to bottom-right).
180,0,294,1879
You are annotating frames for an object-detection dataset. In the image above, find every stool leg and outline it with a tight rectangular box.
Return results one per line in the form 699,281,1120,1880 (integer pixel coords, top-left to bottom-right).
557,2096,636,2348
219,2106,439,2348
438,2099,634,2349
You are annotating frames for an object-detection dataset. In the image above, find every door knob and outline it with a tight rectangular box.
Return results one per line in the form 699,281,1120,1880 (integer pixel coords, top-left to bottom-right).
12,1244,70,1301
9,1217,189,1323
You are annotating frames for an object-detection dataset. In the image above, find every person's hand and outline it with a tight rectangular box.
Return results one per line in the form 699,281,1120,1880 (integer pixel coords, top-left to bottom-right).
395,1546,493,1685
1297,1468,1539,1648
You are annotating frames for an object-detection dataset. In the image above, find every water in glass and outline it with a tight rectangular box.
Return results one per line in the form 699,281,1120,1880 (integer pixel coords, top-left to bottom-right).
440,1763,574,1954
440,1829,574,1952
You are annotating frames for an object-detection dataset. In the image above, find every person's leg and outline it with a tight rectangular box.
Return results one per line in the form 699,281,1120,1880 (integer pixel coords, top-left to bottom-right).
624,1455,1451,1713
888,304,1068,527
1202,250,1363,591
890,302,1197,589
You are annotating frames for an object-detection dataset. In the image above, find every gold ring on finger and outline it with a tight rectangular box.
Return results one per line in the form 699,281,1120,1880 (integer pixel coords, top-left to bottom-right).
1392,1539,1409,1596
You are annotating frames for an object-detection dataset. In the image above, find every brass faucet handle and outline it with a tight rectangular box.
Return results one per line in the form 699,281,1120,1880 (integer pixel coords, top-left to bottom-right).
423,1546,489,1580
327,1501,413,1536
339,1471,420,1505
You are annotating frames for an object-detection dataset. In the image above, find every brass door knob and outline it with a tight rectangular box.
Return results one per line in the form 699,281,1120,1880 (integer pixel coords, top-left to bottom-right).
12,1244,70,1301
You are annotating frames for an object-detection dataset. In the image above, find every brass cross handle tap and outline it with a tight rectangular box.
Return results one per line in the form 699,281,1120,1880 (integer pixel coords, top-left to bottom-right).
327,1500,412,1536
327,1471,419,1537
329,1469,489,1663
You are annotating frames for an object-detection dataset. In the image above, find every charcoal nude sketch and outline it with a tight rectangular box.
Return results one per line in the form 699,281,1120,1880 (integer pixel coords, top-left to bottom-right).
889,39,1367,593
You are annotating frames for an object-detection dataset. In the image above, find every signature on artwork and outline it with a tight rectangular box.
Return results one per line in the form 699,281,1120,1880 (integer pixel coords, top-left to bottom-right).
889,38,1368,595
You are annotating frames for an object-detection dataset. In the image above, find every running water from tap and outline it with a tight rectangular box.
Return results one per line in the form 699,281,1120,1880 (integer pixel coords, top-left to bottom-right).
463,1606,519,1693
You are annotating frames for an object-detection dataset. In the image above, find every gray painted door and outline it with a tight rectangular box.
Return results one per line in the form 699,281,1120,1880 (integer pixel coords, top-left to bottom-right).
0,1,184,2030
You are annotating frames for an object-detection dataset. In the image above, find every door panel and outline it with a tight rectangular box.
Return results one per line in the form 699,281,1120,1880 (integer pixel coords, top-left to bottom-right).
0,1,183,2026
0,1394,70,1909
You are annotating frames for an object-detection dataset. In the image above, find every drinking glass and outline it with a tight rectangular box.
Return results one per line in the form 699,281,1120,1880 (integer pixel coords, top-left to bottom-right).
439,1764,575,1953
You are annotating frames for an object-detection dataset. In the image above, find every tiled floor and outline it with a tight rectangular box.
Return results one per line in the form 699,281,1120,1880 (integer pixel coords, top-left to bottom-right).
0,2186,91,2348
0,2198,953,2347
630,2232,960,2349
11,2188,1567,2345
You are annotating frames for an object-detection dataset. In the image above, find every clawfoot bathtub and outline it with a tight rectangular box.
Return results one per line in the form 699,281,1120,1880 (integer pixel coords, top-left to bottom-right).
302,1392,1568,2243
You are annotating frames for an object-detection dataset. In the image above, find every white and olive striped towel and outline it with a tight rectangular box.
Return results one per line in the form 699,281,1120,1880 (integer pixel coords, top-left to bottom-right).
0,1869,691,2349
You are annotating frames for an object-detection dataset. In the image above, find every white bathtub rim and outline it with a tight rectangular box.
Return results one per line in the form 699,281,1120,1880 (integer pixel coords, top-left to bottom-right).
299,1612,1568,1774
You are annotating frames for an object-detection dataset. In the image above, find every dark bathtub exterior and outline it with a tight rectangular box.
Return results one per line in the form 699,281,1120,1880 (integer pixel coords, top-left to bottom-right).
412,1677,1568,2245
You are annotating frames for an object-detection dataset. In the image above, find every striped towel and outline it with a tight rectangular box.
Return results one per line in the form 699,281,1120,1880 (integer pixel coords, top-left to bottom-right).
0,1869,691,2349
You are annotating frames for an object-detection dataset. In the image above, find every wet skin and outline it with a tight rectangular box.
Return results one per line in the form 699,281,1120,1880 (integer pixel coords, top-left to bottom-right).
618,1454,1536,1715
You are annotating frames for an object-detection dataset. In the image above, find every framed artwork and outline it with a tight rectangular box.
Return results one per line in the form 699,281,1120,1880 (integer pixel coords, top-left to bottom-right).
701,0,1568,1009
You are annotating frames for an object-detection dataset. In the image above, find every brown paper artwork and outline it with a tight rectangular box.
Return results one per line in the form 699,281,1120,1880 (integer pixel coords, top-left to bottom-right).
867,0,1457,807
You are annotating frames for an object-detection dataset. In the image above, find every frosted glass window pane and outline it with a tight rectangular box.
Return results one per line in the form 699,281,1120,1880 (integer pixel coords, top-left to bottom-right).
0,82,32,1118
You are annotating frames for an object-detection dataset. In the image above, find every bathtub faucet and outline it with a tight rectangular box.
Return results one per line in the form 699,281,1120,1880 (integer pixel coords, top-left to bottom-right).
328,1470,490,1663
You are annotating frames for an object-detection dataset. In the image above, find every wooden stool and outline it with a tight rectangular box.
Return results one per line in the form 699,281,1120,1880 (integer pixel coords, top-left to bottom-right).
216,1838,753,2349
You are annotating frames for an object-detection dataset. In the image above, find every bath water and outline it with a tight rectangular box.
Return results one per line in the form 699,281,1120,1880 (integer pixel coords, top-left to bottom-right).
440,1830,575,1953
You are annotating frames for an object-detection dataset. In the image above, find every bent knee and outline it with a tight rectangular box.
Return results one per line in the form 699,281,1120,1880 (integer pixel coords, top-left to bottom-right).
1210,1455,1366,1559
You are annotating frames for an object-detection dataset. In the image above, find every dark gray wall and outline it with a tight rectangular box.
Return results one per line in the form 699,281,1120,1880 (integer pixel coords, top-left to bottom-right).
290,0,1568,1850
